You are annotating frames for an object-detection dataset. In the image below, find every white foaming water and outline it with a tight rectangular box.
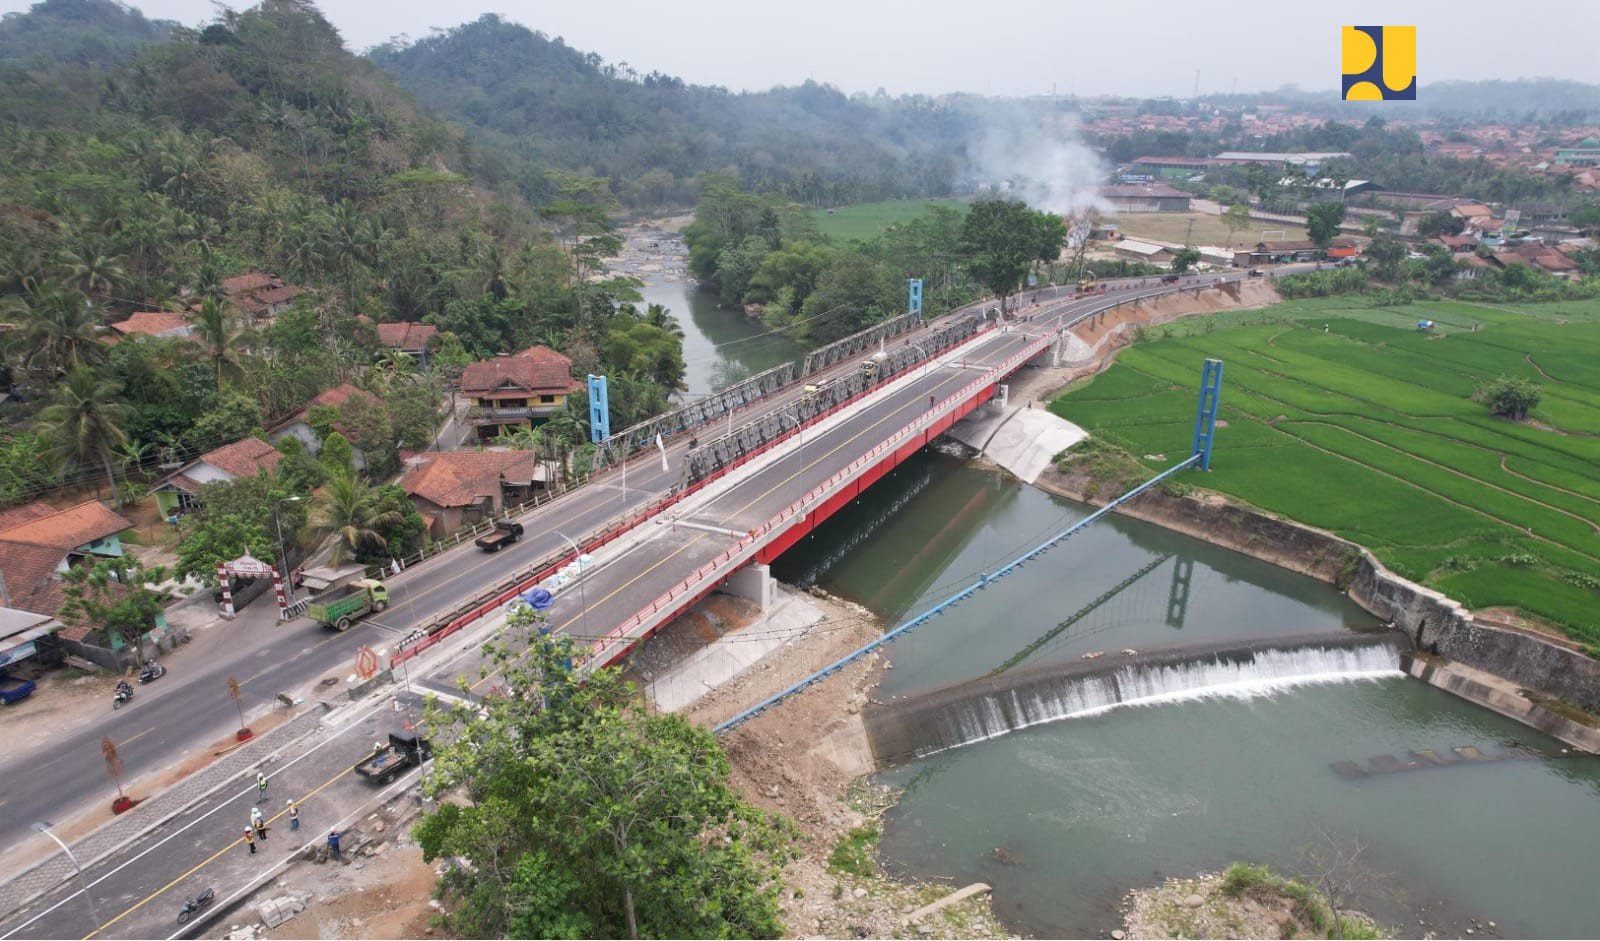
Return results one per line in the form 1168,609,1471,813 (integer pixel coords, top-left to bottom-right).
921,644,1403,758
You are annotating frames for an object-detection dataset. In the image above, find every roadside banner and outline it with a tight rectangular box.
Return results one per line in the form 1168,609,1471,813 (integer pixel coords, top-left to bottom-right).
655,433,668,472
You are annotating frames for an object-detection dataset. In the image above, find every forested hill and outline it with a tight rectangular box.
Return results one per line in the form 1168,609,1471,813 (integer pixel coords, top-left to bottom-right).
0,0,696,492
0,0,171,67
366,14,973,210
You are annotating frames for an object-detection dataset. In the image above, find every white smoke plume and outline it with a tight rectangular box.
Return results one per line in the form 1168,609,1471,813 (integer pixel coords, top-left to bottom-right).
970,102,1111,228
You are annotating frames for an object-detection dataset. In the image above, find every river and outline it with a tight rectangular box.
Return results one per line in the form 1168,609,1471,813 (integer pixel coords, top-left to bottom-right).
616,224,806,396
771,447,1600,939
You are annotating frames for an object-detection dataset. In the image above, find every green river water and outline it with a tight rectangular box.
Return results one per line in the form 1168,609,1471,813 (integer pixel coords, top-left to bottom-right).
770,448,1600,939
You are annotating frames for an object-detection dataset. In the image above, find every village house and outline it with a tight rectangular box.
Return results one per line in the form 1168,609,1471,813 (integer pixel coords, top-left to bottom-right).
108,311,194,341
375,322,439,360
458,345,583,441
269,383,386,470
399,450,549,539
0,500,155,665
219,272,303,322
152,437,284,519
1436,234,1481,254
1489,242,1583,280
1233,240,1322,266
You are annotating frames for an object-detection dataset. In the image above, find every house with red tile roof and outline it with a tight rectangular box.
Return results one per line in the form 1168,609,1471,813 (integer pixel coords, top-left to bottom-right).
269,383,386,470
109,311,194,340
458,346,582,441
375,322,439,359
152,437,284,518
0,500,134,643
1489,243,1583,280
217,271,303,322
399,450,548,538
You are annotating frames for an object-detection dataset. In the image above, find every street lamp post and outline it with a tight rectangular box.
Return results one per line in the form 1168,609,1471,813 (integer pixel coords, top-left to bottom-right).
906,341,932,380
274,496,304,603
551,529,589,639
779,411,804,477
34,822,98,929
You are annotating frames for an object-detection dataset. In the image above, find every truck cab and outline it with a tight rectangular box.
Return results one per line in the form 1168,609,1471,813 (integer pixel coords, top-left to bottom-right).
475,518,525,552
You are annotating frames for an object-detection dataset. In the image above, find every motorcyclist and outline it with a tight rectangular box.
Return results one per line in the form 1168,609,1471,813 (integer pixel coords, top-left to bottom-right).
115,679,132,699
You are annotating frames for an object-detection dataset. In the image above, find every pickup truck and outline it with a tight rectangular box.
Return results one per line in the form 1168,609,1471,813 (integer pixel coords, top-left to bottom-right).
306,578,389,631
353,731,431,784
475,519,524,553
0,672,35,705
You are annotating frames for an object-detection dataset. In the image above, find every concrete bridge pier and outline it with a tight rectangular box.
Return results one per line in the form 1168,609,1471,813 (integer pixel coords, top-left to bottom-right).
723,562,775,612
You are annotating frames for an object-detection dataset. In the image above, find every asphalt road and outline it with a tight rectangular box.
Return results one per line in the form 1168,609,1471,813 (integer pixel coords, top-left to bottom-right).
422,272,1264,697
0,267,1275,866
0,289,984,852
0,692,430,941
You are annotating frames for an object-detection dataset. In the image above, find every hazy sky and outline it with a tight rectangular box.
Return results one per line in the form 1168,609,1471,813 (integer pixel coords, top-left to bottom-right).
5,0,1599,98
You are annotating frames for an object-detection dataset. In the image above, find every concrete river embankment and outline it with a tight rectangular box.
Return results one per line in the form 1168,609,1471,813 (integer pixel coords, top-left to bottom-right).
766,447,1600,939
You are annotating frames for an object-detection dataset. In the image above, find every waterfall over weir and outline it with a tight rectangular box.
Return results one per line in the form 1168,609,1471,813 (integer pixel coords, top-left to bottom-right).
863,632,1408,764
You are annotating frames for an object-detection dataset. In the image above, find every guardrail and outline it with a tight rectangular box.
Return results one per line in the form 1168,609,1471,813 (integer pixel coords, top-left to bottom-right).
387,311,1020,668
391,278,1228,672
581,326,1063,668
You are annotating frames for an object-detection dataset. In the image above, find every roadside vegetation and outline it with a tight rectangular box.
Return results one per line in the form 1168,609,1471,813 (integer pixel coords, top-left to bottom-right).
1052,297,1600,644
684,179,1064,343
416,606,796,939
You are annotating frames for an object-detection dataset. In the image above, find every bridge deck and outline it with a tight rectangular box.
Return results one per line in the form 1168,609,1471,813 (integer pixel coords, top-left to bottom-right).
420,275,1250,698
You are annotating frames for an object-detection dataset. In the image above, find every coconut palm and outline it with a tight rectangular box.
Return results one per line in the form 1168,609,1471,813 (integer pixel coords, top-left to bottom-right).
309,470,402,566
188,297,245,390
12,281,106,376
35,367,131,503
58,243,129,300
643,302,684,338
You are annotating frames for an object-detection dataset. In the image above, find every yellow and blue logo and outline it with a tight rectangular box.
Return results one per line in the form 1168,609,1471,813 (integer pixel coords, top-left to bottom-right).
1342,26,1416,100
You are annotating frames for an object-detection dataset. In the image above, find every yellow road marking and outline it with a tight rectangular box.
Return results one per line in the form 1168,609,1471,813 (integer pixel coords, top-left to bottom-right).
118,727,155,747
388,348,898,623
468,363,976,690
84,764,354,939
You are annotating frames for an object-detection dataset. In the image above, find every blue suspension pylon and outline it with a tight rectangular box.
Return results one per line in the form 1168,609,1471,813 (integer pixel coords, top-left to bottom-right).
1191,358,1224,471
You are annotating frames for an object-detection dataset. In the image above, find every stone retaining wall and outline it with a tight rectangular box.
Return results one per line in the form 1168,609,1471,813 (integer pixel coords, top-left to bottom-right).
1034,472,1600,748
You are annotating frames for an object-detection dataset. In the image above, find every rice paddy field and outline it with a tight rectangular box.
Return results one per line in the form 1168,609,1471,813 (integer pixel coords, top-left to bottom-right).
808,199,968,242
1050,297,1600,644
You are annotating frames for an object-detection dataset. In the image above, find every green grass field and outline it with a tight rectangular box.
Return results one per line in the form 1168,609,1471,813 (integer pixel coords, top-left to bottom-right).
809,199,969,242
1050,297,1600,644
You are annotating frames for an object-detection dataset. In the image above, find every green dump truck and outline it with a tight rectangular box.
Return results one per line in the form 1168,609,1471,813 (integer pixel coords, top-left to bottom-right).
307,578,389,631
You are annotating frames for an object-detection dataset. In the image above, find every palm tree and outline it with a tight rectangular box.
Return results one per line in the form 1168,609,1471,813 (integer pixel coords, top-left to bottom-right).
58,243,129,300
189,297,245,390
643,303,684,338
12,281,105,376
35,367,131,503
324,199,368,311
309,471,402,566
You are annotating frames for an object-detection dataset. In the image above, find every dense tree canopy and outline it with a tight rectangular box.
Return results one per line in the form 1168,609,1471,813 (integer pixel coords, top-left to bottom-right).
368,15,972,210
417,613,795,939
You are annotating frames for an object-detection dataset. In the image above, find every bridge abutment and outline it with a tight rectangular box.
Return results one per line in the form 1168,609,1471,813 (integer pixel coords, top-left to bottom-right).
723,562,775,612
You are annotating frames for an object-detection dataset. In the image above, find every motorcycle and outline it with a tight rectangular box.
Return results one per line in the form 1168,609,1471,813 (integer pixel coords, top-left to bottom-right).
113,682,133,710
176,887,215,924
139,660,166,684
